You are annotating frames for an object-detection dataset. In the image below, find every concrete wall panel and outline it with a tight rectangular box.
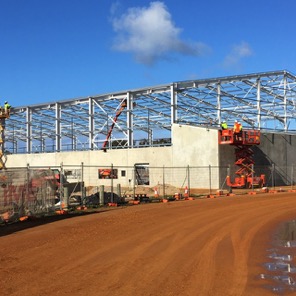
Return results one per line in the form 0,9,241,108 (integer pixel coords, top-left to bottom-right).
172,124,219,167
7,127,295,188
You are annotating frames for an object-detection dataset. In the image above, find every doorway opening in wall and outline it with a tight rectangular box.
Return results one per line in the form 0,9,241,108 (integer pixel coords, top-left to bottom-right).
135,163,149,185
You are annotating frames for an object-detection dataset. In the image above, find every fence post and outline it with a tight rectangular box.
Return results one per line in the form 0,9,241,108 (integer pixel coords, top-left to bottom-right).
99,185,105,206
228,165,232,193
291,165,294,190
24,163,30,214
26,163,30,203
60,162,65,209
272,163,275,189
116,184,121,202
251,164,254,191
162,165,165,199
63,187,69,210
209,165,212,195
81,162,84,205
187,165,190,194
133,164,136,200
111,163,114,203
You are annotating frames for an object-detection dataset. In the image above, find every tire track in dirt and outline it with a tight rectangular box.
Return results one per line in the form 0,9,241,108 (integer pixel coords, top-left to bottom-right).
228,211,279,295
44,202,238,295
93,200,267,295
178,208,264,296
109,210,242,296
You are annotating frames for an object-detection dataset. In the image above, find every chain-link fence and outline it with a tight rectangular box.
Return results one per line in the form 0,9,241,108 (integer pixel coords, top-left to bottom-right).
1,163,296,223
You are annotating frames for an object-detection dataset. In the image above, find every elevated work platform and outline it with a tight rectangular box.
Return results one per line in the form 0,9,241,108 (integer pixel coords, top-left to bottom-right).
218,129,260,146
219,128,265,188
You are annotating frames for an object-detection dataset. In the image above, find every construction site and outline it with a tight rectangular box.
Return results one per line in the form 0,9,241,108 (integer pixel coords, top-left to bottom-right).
1,70,296,222
3,70,296,295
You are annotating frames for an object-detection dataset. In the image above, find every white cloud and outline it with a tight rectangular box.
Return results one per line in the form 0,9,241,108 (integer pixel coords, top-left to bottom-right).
111,1,209,65
223,41,253,68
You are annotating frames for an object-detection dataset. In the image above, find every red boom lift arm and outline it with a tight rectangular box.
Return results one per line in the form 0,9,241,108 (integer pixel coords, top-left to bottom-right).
102,99,127,152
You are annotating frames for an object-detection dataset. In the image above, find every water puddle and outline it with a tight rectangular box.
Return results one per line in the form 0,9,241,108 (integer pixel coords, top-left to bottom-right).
259,220,296,294
268,253,293,262
263,262,296,273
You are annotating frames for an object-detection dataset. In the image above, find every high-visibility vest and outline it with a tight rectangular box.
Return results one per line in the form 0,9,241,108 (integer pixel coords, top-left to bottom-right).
233,123,241,133
221,122,228,129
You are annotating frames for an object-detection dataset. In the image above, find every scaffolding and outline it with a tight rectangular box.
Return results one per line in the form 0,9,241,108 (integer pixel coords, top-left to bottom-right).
0,108,10,168
4,70,296,154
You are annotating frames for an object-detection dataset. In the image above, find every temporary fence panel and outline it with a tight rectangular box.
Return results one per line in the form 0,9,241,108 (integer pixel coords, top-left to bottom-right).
0,168,57,223
2,163,296,222
259,165,296,188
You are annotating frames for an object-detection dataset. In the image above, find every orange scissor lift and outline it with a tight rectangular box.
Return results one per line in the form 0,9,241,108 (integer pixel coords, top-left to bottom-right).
218,128,265,188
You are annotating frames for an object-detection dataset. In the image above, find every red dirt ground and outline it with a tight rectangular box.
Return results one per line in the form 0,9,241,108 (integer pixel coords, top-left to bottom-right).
1,192,296,296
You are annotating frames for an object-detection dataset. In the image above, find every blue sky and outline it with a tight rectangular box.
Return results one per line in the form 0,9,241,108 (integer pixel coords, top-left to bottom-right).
1,0,296,107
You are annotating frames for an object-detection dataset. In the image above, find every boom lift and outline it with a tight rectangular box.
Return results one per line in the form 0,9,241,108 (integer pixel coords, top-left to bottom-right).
102,99,127,152
218,128,265,188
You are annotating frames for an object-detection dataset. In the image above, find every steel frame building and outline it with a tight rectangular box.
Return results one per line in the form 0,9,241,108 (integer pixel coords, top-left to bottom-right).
5,70,296,154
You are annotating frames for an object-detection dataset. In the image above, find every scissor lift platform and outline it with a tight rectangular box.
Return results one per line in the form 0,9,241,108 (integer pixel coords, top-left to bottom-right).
218,129,260,145
219,129,265,188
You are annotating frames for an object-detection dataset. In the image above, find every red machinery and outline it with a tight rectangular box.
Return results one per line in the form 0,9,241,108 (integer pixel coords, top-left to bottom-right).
102,99,127,152
218,129,265,188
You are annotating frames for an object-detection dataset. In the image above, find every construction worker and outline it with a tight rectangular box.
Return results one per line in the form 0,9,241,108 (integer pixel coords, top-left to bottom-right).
233,120,243,141
238,122,242,132
4,101,11,116
220,120,228,130
233,120,240,133
233,120,240,140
